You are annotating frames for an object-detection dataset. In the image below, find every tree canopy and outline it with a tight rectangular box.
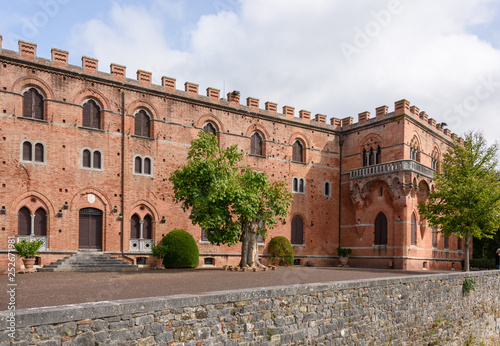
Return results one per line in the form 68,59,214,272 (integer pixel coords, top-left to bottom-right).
418,131,500,271
169,131,293,267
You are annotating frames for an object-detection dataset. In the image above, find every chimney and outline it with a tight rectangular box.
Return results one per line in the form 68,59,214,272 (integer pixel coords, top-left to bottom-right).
265,101,277,114
428,118,436,128
299,110,311,120
358,111,370,124
207,88,220,102
342,117,354,129
19,40,37,60
436,124,443,132
376,105,388,119
162,76,176,92
282,106,295,117
51,48,68,66
246,97,259,110
443,129,451,137
315,114,326,123
394,99,410,116
82,56,98,72
110,63,126,80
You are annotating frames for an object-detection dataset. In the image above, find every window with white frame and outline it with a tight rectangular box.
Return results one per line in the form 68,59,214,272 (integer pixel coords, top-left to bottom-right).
133,155,153,176
21,140,45,163
292,177,305,193
81,148,102,170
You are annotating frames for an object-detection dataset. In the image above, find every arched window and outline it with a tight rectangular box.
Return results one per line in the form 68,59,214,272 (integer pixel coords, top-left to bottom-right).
250,132,263,156
82,149,91,168
34,208,47,236
143,215,152,239
362,149,368,167
21,141,45,163
82,148,102,169
23,88,44,120
144,158,152,175
411,213,417,245
203,122,217,135
324,181,331,197
93,151,101,169
18,207,31,236
134,109,151,137
293,177,298,192
376,145,381,164
292,140,304,163
130,214,140,239
298,178,304,193
35,143,44,162
82,99,101,129
410,136,421,162
22,142,32,161
134,156,142,174
291,215,304,245
134,155,153,176
374,212,387,245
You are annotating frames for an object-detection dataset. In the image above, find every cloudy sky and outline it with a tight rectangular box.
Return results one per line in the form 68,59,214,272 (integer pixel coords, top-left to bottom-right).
1,0,500,145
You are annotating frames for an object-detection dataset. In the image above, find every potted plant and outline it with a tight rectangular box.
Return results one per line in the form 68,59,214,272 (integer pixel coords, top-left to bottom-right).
337,247,352,266
151,242,168,269
223,265,228,271
14,239,43,270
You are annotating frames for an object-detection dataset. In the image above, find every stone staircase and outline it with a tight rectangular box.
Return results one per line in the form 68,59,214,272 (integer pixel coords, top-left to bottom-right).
39,252,139,272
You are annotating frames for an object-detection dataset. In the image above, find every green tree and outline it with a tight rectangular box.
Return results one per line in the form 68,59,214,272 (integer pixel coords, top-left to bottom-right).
170,131,293,267
418,131,500,271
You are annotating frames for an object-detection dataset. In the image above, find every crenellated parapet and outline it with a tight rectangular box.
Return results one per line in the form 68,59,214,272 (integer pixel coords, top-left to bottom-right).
0,37,461,139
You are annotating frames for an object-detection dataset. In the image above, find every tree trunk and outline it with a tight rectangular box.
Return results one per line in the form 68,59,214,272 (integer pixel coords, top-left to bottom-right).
239,219,263,268
464,234,470,272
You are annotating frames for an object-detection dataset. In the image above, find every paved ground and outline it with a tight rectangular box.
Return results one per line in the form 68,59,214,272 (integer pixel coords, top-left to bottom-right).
0,267,446,310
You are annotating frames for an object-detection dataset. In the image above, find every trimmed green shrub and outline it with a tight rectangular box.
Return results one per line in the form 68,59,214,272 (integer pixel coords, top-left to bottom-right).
161,229,199,268
268,236,294,266
469,258,495,270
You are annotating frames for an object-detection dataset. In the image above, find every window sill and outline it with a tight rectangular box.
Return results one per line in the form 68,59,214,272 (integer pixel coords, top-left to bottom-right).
131,134,154,141
81,167,103,171
133,173,153,177
292,244,306,248
291,161,307,165
248,154,266,159
292,191,305,194
78,126,105,133
20,161,46,165
18,116,49,124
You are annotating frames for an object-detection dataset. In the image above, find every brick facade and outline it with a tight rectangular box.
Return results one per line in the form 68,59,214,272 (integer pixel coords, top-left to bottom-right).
0,38,465,272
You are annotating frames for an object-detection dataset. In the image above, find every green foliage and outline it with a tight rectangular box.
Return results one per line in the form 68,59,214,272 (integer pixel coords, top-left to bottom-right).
268,236,294,266
14,239,43,258
469,258,495,269
418,131,500,271
336,247,352,257
169,131,292,264
161,229,199,268
473,229,500,259
462,276,476,296
151,242,168,259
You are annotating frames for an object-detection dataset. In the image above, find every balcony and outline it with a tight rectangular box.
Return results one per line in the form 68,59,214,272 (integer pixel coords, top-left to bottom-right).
350,160,435,180
16,235,48,250
129,238,154,253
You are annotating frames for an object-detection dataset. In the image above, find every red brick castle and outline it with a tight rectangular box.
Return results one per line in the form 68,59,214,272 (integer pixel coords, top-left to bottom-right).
0,38,466,272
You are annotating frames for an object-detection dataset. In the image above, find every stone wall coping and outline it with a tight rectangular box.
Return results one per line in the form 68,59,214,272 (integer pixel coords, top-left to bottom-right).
1,270,497,330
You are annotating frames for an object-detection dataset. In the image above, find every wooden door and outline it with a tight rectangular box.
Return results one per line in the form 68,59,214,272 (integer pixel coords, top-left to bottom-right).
79,208,103,249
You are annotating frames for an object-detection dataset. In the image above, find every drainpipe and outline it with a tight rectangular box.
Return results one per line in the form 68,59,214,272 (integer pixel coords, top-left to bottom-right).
338,136,344,248
120,91,134,264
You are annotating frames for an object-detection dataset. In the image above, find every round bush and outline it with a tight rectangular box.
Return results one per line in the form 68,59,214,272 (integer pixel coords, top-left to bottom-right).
161,229,199,268
268,236,294,266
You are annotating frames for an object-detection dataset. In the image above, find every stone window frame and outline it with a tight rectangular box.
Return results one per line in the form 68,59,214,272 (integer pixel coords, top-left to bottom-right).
22,86,45,120
20,140,46,164
324,181,331,198
292,177,305,194
81,98,103,130
80,147,103,171
133,154,154,177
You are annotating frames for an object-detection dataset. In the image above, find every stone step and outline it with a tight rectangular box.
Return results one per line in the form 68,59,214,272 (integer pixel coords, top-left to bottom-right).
39,252,139,272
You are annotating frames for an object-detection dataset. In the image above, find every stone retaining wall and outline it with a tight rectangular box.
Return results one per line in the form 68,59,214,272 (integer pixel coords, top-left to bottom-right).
1,271,500,345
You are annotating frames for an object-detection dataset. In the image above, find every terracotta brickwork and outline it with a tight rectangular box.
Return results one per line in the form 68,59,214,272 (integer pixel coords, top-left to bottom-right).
0,40,465,272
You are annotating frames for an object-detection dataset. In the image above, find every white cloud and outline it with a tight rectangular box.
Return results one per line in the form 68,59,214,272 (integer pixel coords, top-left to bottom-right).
69,0,500,144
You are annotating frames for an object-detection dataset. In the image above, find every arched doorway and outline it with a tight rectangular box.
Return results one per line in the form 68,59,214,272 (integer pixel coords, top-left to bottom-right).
79,208,103,250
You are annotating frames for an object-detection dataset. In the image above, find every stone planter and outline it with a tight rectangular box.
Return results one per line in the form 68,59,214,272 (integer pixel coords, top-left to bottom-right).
23,258,36,270
339,256,349,266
